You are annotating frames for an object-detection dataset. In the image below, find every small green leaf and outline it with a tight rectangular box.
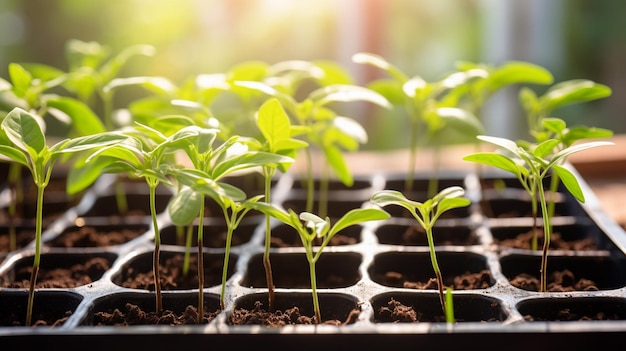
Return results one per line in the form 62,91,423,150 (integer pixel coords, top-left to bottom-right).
330,208,390,236
2,108,46,154
168,187,202,226
257,98,291,151
45,96,106,135
463,152,522,177
552,165,584,202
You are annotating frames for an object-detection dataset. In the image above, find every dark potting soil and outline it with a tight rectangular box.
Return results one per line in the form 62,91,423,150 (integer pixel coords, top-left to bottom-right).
228,300,360,326
495,229,598,251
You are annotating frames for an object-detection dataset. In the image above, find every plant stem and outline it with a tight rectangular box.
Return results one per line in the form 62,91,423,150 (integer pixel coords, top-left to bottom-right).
262,168,275,311
426,224,447,317
220,204,234,311
537,179,552,292
25,184,44,327
182,224,193,276
149,181,163,314
197,195,206,322
306,246,321,324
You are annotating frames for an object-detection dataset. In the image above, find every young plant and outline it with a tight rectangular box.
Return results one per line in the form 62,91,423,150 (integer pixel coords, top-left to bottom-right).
0,107,127,326
247,201,390,324
246,97,308,311
352,53,483,198
235,59,390,216
166,127,294,316
78,122,208,314
519,79,613,219
463,135,613,292
0,59,107,251
370,186,471,318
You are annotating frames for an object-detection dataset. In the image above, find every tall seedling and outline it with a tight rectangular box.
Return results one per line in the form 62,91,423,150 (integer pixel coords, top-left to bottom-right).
79,122,206,314
248,98,308,310
0,107,127,325
352,53,483,198
167,127,294,318
235,59,390,216
247,201,390,324
463,135,613,292
370,186,470,318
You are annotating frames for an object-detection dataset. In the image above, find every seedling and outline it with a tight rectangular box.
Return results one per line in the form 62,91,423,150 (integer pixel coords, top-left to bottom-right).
370,186,470,317
519,79,613,220
245,97,308,310
78,122,208,314
0,107,127,325
235,59,390,216
247,201,390,324
166,126,293,316
352,53,483,198
463,135,613,291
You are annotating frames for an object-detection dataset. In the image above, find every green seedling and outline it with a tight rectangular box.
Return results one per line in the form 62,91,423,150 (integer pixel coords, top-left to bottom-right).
370,186,470,318
519,79,613,220
167,127,293,317
247,201,389,324
0,107,127,326
78,122,207,314
235,59,390,216
245,97,308,310
463,135,613,292
0,59,107,251
352,53,483,198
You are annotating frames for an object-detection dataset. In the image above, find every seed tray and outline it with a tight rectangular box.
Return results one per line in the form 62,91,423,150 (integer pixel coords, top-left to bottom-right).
1,163,626,349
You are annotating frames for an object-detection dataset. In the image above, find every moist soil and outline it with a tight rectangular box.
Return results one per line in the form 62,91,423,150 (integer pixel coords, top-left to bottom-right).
495,228,598,251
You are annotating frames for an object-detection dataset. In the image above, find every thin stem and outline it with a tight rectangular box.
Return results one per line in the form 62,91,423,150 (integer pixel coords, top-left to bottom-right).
149,181,162,314
220,204,233,311
262,168,275,311
426,224,447,317
537,179,551,292
182,224,193,276
307,245,321,324
25,184,45,326
196,196,206,322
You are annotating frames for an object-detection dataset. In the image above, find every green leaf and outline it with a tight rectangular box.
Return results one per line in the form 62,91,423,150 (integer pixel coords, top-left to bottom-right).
463,152,523,177
310,84,391,109
2,107,46,154
8,63,32,98
352,52,408,82
436,197,471,215
552,164,584,202
52,131,129,154
168,187,202,226
0,145,29,167
103,76,176,96
67,154,116,195
211,151,293,180
490,61,553,89
45,96,106,135
257,98,291,151
542,79,612,112
532,139,560,159
551,141,614,165
330,208,390,237
477,135,521,155
323,144,352,186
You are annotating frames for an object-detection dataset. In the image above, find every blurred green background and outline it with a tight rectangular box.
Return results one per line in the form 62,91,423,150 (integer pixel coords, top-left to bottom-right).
0,0,623,150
